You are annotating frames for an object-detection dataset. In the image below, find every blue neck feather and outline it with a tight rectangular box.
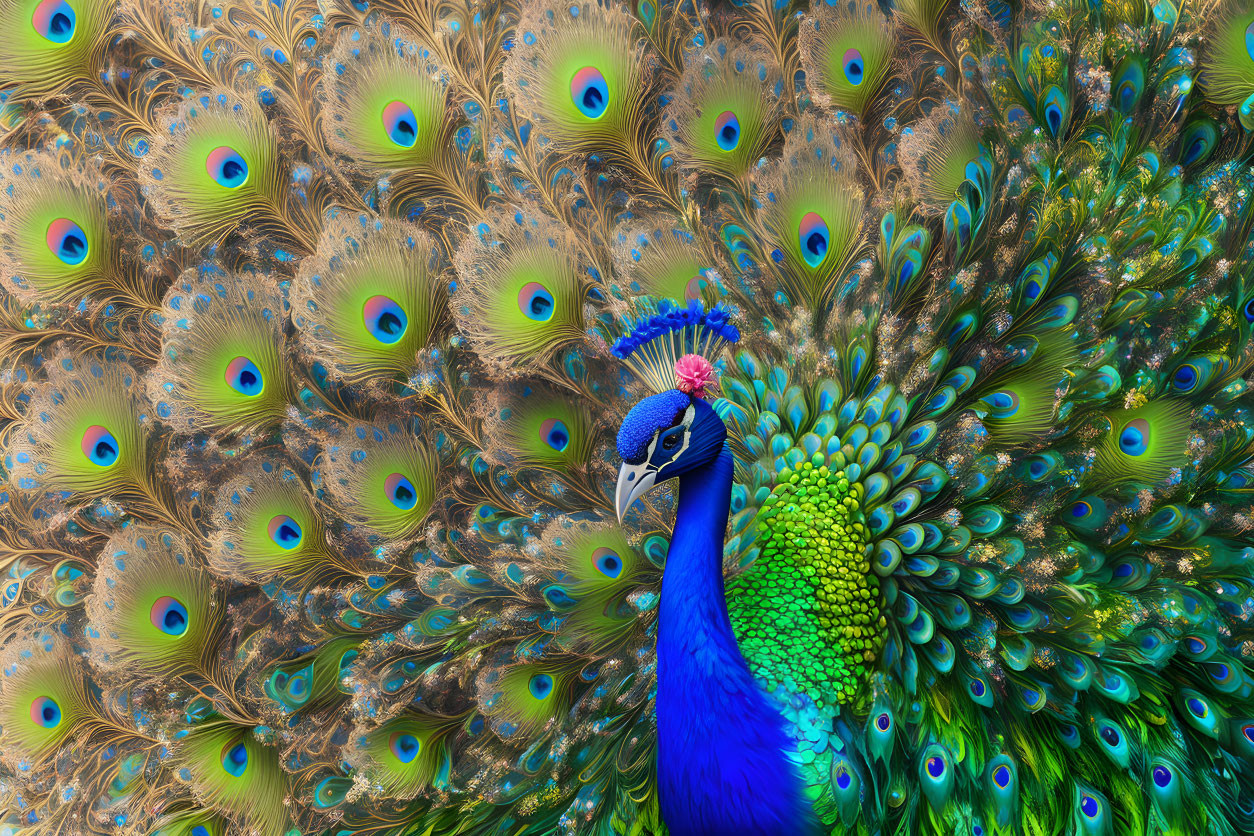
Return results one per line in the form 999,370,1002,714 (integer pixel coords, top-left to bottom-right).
655,447,814,836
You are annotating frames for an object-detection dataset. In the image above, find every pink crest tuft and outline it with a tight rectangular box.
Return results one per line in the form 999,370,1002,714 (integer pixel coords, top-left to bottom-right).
674,354,717,398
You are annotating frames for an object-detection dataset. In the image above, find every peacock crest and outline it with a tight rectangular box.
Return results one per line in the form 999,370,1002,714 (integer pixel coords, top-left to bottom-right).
0,0,1250,834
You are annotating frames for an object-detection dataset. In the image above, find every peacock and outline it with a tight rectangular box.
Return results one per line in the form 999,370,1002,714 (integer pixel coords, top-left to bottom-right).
3,0,1254,833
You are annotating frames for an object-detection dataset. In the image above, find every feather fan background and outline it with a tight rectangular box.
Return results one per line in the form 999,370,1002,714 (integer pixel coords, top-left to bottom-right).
0,0,1252,833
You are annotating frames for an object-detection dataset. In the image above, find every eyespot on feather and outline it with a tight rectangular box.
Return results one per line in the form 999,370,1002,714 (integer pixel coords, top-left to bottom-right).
570,66,609,119
224,356,264,397
205,146,249,189
31,0,75,44
268,515,304,550
45,218,88,265
81,425,119,467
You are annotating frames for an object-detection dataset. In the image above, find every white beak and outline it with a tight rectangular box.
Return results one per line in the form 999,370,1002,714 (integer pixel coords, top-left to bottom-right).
615,462,658,523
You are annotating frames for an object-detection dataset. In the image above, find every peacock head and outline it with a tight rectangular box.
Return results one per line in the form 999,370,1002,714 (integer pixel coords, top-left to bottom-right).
615,390,727,522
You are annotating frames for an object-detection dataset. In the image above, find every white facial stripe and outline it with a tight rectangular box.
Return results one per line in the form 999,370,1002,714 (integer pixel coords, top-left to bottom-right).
653,405,695,467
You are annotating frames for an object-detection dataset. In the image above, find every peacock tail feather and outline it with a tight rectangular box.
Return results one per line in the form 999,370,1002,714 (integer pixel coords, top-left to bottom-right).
291,213,449,386
86,526,221,677
663,39,784,181
174,721,290,836
749,115,866,313
453,208,587,374
1,0,1254,834
0,151,124,305
0,0,115,101
141,93,293,251
504,1,648,156
152,269,294,435
0,629,93,766
798,0,895,118
207,458,339,584
7,353,152,506
321,23,450,176
315,418,442,543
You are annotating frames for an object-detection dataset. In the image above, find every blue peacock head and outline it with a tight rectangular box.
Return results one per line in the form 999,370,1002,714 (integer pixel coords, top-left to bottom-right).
609,300,739,521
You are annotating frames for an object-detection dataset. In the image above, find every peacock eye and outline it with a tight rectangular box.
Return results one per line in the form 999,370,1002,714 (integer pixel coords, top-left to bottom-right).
570,67,609,119
30,696,61,728
517,282,555,322
799,212,830,268
384,473,417,511
206,146,249,189
46,218,88,266
150,595,189,637
714,110,741,152
225,356,264,396
362,295,409,344
1118,417,1150,456
538,418,570,452
81,425,119,467
382,100,418,148
592,547,622,578
267,515,304,550
528,673,554,700
32,0,76,44
841,48,864,86
220,741,248,777
389,731,421,763
662,433,680,450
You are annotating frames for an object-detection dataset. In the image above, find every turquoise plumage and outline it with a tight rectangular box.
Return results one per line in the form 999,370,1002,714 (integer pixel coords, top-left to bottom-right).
0,0,1252,834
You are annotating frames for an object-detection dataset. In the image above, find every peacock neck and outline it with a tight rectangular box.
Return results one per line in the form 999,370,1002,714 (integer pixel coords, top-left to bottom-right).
655,447,812,835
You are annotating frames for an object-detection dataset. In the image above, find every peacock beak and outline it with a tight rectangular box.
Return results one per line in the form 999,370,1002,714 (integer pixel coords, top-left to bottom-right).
615,462,658,523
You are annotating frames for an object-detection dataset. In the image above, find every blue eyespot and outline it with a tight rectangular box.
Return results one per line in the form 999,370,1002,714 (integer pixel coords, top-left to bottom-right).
987,390,1019,418
835,770,851,789
1187,697,1207,717
1246,20,1254,61
32,0,75,44
206,146,249,189
714,110,740,151
225,356,264,397
220,742,248,777
46,218,88,265
1080,794,1099,818
1118,417,1150,456
518,282,555,322
81,425,119,467
842,48,864,85
970,678,986,697
1172,364,1197,391
382,100,418,148
1152,765,1171,788
150,596,189,637
385,473,417,511
992,764,1010,788
528,673,553,700
30,696,61,728
191,827,211,836
1099,725,1120,746
362,295,409,344
268,515,303,550
539,417,569,452
799,211,830,268
389,732,421,763
925,755,945,778
1244,297,1254,323
875,712,891,731
570,67,609,119
593,547,622,578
